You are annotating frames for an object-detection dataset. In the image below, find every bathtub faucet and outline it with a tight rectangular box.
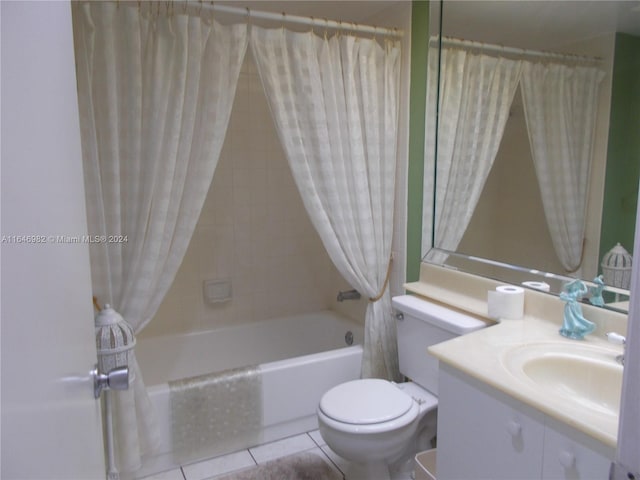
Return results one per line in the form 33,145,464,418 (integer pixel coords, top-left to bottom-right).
337,289,361,302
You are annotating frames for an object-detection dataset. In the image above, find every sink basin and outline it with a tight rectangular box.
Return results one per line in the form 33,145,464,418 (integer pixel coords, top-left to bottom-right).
505,342,623,417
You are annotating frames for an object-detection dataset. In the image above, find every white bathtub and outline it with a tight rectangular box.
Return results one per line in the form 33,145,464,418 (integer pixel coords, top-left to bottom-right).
133,310,363,477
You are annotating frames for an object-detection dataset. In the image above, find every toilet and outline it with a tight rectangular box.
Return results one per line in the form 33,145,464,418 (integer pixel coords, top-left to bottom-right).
317,295,486,480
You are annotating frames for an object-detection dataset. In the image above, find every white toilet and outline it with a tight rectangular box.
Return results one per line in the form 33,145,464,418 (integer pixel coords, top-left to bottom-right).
317,295,486,480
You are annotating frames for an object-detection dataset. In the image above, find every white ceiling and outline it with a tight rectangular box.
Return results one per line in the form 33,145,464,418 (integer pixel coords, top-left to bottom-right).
440,1,640,51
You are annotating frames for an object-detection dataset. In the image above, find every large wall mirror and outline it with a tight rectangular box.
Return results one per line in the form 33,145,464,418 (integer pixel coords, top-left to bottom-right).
422,1,640,312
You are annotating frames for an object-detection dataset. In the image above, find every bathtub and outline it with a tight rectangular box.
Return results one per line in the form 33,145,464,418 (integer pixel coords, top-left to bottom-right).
133,310,363,477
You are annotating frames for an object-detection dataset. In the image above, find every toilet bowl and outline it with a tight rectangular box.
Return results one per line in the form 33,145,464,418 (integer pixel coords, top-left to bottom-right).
318,379,438,479
318,379,437,479
317,295,486,480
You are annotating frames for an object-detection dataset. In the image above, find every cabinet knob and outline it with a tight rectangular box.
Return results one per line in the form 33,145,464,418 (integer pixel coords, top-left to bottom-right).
506,420,521,437
558,450,576,468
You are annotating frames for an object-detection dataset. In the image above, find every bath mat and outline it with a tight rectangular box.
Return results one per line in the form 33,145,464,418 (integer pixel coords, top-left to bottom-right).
169,365,263,464
216,450,344,480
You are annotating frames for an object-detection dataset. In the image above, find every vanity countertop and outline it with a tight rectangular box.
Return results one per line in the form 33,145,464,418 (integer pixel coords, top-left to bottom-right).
406,264,627,451
427,315,622,449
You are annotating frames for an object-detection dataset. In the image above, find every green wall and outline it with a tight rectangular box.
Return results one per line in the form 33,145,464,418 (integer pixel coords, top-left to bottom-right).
406,1,429,282
599,32,640,261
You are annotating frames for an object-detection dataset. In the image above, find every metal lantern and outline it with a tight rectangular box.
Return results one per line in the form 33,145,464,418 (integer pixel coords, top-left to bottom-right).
95,304,136,373
94,304,136,480
601,243,633,290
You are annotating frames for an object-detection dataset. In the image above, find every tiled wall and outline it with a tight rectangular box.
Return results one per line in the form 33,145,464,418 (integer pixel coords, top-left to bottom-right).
141,52,366,339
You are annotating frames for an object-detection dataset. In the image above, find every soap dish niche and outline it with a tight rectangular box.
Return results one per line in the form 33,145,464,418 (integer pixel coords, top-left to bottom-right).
203,279,232,305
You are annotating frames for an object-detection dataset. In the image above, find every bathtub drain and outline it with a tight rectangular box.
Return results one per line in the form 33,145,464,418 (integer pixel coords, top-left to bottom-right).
345,331,354,346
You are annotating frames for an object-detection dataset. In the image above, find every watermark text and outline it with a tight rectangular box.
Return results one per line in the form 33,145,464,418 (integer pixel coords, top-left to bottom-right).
1,234,129,245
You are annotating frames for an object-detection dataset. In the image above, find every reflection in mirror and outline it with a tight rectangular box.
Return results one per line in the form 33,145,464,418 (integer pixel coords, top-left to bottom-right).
424,247,630,313
422,1,640,312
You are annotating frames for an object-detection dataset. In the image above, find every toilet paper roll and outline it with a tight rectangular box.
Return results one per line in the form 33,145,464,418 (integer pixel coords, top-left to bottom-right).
487,285,525,320
522,281,551,292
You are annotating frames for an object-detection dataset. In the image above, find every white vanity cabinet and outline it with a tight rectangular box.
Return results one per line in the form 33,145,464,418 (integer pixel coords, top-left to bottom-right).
437,364,545,479
437,364,613,480
542,423,612,479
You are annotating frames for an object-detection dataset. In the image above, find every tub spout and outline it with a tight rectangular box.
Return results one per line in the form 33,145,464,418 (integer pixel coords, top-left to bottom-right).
337,289,361,302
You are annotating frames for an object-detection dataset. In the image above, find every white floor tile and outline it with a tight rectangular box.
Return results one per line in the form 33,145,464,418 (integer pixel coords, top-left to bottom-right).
182,450,255,480
319,444,350,477
308,429,326,447
306,447,345,479
249,433,316,464
140,468,184,480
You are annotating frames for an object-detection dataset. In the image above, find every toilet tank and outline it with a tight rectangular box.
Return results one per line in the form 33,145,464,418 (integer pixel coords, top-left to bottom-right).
392,295,486,395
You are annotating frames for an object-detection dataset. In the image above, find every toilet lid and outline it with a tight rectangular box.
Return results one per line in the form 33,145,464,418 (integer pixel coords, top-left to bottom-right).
319,379,414,425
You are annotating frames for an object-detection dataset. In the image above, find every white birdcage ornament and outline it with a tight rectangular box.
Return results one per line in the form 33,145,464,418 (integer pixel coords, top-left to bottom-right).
601,243,633,290
95,304,136,373
94,304,136,480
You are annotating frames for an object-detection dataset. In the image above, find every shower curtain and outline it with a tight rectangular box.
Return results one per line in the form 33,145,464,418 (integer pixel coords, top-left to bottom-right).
250,28,402,381
426,46,522,258
520,62,605,272
75,2,403,470
424,41,604,273
73,2,247,472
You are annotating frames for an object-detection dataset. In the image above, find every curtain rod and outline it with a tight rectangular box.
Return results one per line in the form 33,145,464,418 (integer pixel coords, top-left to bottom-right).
430,36,600,64
187,1,404,38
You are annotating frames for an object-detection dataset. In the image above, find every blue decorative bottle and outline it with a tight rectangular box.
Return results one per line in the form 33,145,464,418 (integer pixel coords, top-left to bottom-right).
559,279,596,340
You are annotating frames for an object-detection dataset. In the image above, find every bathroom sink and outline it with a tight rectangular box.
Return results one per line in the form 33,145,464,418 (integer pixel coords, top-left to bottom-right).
505,342,623,417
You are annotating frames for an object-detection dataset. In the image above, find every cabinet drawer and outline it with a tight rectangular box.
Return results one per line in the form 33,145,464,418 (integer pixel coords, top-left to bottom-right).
542,424,612,480
437,365,546,480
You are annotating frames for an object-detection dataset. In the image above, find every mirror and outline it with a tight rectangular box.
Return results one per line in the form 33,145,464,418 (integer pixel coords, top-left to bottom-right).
422,0,640,312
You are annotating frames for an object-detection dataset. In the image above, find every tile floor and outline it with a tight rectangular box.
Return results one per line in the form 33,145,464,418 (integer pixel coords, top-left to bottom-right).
140,430,414,480
140,431,346,480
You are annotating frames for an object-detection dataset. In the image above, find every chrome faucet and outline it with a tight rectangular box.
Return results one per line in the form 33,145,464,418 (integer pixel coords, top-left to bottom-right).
606,332,626,365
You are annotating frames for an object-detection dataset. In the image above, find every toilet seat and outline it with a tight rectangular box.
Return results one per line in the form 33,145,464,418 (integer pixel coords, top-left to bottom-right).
318,379,420,434
320,379,413,424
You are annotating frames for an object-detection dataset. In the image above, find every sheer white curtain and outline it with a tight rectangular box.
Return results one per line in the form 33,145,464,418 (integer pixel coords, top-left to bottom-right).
73,2,247,473
431,48,522,257
520,62,604,272
251,28,401,380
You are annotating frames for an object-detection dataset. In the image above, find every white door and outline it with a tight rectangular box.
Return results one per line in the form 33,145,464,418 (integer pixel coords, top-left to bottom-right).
1,2,106,479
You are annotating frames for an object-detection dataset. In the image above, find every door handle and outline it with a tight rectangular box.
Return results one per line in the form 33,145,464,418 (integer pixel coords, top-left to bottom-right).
92,365,129,399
